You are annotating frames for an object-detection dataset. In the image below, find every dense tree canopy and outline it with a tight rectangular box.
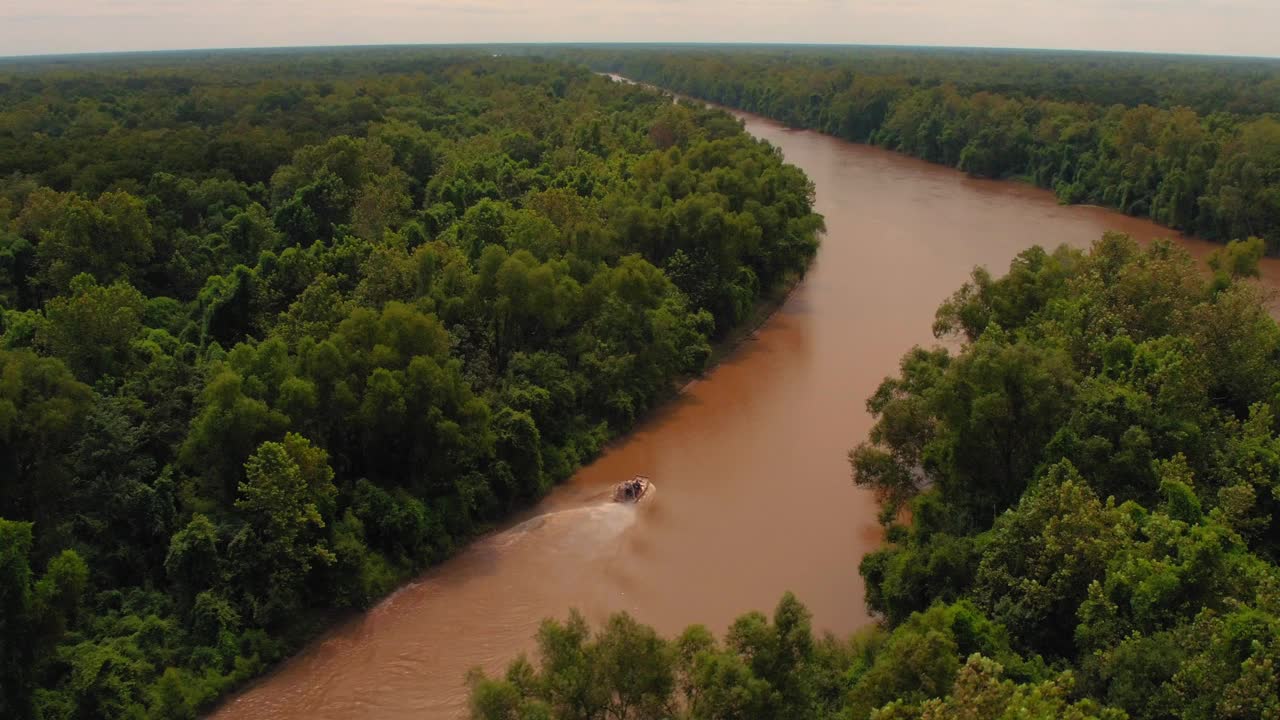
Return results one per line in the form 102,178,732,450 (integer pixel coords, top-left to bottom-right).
0,51,821,719
12,44,1280,720
851,235,1280,719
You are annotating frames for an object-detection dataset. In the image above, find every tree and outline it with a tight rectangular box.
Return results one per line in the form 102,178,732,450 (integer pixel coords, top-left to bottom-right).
164,514,221,608
196,265,262,346
0,519,35,718
228,436,336,624
875,654,1125,720
1207,237,1264,285
0,520,90,719
595,613,676,719
180,368,288,500
853,328,1077,530
973,462,1131,658
30,548,89,653
0,229,34,309
683,649,772,720
493,407,547,504
38,274,146,382
22,189,154,294
0,349,92,523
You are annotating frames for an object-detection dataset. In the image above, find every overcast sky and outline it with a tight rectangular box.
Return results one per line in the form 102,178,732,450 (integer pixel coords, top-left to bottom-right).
2,0,1278,58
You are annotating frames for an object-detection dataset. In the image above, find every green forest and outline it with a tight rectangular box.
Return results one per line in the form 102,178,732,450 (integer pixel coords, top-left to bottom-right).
471,235,1280,720
575,47,1280,251
0,51,822,719
6,43,1280,720
457,48,1280,720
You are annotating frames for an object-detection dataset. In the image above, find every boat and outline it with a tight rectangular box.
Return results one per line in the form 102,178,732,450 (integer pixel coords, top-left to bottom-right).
613,475,651,503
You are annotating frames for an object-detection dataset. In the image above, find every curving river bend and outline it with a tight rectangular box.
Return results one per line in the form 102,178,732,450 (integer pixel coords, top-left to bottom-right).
211,87,1280,720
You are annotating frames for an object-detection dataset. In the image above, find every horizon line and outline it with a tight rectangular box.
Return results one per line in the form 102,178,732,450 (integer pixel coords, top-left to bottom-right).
3,40,1279,64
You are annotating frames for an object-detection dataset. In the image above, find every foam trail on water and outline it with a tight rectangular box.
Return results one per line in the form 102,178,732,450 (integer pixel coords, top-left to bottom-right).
488,502,640,555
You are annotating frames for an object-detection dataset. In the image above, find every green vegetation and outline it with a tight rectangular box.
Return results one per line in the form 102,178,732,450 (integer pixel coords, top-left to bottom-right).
573,47,1280,251
473,235,1280,719
0,51,821,719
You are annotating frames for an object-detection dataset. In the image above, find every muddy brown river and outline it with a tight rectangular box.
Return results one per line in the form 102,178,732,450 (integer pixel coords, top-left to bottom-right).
210,89,1280,720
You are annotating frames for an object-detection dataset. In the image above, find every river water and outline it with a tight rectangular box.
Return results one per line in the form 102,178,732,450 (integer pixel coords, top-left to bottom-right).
210,89,1280,720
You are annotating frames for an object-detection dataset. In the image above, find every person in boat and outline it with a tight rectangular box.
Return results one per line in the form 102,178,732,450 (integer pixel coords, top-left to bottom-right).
621,478,642,501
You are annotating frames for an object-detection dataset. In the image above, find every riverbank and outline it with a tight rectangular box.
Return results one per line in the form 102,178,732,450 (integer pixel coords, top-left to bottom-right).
593,59,1276,255
687,269,807,388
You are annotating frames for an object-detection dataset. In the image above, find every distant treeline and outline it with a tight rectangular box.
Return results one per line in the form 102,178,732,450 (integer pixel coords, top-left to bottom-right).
0,52,821,719
570,48,1280,251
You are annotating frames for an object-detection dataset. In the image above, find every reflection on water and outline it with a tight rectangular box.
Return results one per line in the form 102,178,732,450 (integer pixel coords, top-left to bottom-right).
211,91,1280,720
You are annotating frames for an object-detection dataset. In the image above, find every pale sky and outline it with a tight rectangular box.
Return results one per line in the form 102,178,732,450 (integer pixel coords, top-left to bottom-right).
2,0,1278,59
